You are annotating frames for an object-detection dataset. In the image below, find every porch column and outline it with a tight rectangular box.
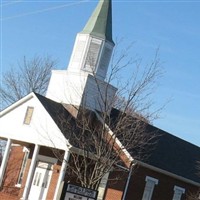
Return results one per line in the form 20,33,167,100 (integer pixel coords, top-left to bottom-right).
0,138,12,187
22,144,40,200
53,149,70,200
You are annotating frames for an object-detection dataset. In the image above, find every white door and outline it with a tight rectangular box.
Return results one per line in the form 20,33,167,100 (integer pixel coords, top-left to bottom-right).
29,161,53,200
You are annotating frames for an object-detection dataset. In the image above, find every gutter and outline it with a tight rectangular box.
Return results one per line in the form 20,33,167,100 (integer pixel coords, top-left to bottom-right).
137,161,200,187
115,164,129,172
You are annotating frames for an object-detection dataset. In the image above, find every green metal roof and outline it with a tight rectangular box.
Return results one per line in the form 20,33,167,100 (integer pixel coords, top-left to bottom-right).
81,0,114,44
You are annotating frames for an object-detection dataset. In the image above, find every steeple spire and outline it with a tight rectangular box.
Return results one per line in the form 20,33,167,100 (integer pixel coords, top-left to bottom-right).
81,0,114,44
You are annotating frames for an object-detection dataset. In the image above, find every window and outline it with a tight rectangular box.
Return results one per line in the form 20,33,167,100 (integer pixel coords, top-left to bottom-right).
142,176,158,200
84,38,102,72
99,46,112,70
24,107,34,125
33,172,39,185
172,186,185,200
16,147,29,186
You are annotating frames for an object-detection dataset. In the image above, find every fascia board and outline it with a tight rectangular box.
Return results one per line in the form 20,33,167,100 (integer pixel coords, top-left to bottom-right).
0,92,35,117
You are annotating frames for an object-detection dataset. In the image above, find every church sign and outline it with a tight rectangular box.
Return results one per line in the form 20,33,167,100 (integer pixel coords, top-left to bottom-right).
63,183,98,200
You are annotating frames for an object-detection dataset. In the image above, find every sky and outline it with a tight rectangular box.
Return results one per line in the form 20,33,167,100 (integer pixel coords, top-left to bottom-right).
1,0,200,146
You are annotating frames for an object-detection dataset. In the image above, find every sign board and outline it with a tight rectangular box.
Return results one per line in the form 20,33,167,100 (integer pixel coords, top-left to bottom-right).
63,183,98,200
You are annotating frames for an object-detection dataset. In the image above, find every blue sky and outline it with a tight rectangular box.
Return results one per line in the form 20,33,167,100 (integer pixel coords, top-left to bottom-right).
1,0,200,146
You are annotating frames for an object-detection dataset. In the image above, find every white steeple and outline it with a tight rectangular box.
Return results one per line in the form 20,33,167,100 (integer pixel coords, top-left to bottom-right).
46,0,117,112
67,0,114,80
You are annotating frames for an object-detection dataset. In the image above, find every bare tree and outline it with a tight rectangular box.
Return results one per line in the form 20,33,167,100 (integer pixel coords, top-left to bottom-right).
187,189,200,200
52,45,163,190
186,162,200,200
0,43,163,191
0,56,57,110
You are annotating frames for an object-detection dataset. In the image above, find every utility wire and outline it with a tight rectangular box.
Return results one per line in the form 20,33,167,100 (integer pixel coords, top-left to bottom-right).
1,0,90,21
1,0,23,7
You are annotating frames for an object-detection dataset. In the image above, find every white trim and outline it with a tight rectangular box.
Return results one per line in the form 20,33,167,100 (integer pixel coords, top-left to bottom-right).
174,186,185,194
15,147,30,187
22,144,40,200
15,183,22,188
172,185,185,200
142,176,159,200
37,155,57,164
53,149,70,200
0,93,34,117
145,176,159,185
11,144,21,146
23,147,29,153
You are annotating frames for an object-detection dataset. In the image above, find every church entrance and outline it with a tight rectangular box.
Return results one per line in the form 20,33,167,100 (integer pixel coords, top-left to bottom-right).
29,161,53,200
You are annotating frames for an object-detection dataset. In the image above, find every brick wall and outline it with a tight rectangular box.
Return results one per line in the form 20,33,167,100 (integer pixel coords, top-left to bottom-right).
104,171,127,200
126,166,199,200
0,145,62,200
104,188,123,200
104,165,199,200
2,146,199,200
0,146,25,199
46,164,61,199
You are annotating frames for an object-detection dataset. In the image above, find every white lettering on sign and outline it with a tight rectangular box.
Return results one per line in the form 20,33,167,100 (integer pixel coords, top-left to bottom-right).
64,184,98,200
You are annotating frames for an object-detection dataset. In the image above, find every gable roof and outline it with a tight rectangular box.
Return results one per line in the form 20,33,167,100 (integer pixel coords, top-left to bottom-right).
141,124,200,184
109,108,200,185
32,96,200,184
35,93,73,125
0,93,69,149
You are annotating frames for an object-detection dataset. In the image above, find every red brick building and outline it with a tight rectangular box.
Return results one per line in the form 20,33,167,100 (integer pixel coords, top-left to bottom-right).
0,0,199,200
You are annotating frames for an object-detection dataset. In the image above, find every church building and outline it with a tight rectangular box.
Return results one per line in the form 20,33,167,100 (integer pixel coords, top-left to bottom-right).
0,0,199,200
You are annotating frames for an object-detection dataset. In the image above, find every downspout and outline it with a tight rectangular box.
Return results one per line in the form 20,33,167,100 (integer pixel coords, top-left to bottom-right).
121,161,135,200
